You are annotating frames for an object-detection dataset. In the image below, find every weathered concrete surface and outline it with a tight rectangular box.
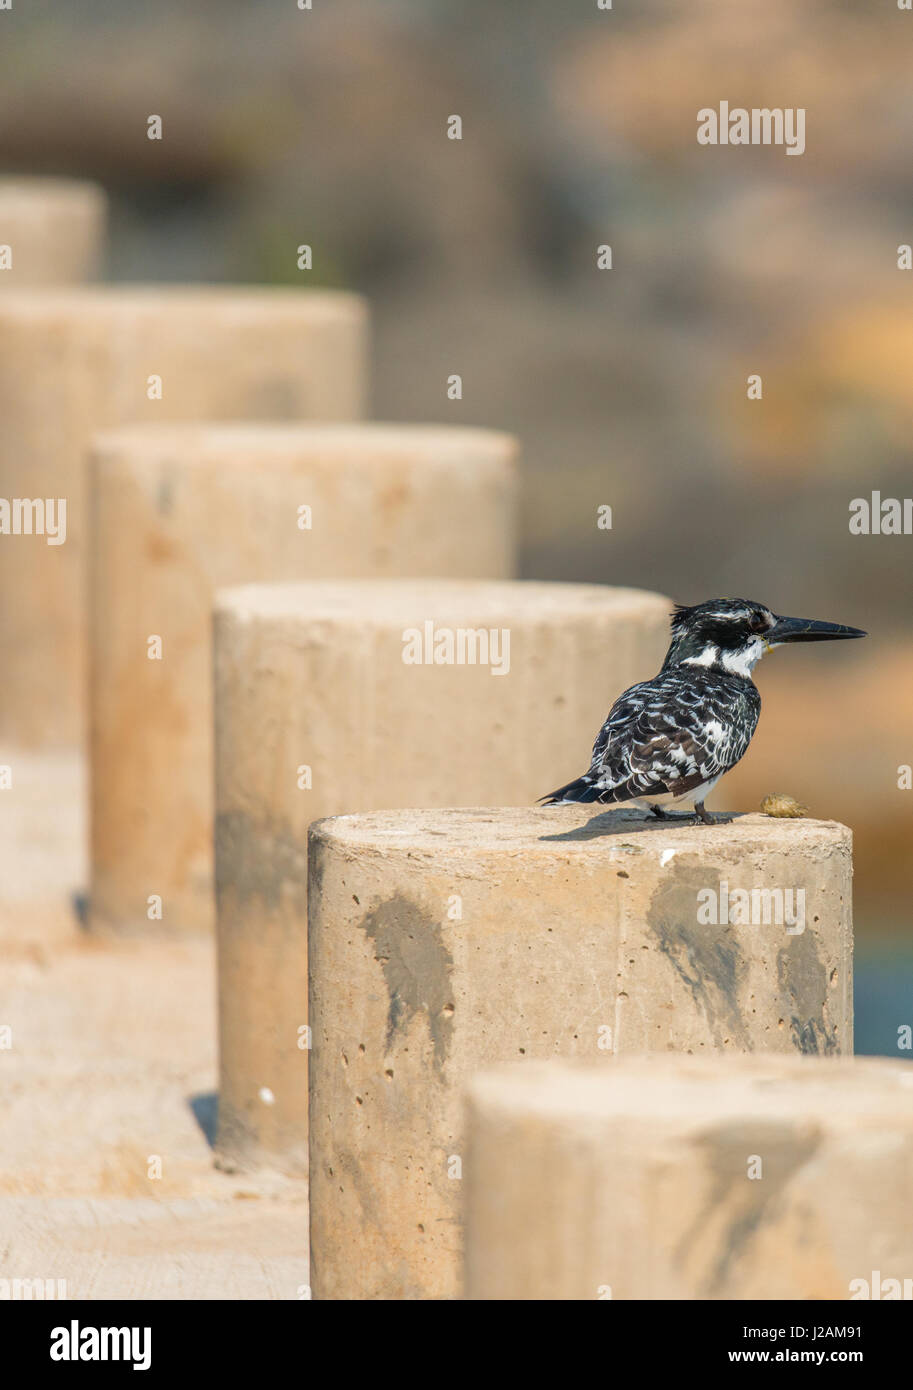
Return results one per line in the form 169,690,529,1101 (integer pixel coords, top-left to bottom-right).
213,582,671,1175
0,900,308,1300
465,1055,913,1300
307,808,853,1299
0,178,106,284
89,424,517,936
0,285,367,748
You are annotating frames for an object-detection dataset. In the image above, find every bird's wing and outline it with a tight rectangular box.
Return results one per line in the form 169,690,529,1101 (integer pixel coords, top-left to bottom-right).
588,672,758,802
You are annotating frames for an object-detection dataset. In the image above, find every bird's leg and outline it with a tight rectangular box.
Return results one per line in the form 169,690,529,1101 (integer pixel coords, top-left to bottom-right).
694,801,715,826
649,804,669,820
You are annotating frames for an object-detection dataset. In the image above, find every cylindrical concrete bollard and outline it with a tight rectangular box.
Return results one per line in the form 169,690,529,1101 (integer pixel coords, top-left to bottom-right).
465,1055,913,1300
215,582,671,1175
0,178,106,285
0,284,367,748
90,424,518,936
307,808,853,1299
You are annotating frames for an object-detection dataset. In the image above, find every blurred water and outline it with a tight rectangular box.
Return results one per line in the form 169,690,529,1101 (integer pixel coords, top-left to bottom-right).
855,943,913,1059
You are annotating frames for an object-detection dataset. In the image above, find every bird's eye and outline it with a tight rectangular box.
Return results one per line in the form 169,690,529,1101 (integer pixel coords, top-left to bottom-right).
749,613,768,633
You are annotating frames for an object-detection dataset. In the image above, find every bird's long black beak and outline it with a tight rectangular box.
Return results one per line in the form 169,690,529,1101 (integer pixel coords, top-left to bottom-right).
767,614,867,645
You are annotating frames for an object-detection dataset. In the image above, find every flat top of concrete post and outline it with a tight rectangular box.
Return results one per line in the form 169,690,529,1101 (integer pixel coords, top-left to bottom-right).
0,283,365,321
310,806,851,857
92,421,518,465
467,1057,913,1127
0,176,106,209
215,580,671,627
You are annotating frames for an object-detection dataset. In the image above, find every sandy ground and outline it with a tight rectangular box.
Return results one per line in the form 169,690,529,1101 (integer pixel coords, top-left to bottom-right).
0,750,309,1300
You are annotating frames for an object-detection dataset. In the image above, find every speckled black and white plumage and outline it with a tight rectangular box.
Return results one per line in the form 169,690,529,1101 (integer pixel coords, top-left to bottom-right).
543,664,760,808
541,596,866,819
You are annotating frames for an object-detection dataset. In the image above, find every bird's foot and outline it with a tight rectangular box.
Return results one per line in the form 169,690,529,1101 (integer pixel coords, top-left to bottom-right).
649,804,669,820
694,802,715,826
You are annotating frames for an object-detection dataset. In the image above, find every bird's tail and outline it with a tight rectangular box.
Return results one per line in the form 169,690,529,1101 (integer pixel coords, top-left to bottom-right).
538,772,606,806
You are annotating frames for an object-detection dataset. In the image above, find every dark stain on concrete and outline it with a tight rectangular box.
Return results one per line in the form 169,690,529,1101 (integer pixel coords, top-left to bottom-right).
334,1147,383,1231
647,864,751,1050
359,893,454,1075
215,809,308,916
675,1120,822,1295
243,376,305,419
155,474,174,516
776,932,840,1055
307,828,329,915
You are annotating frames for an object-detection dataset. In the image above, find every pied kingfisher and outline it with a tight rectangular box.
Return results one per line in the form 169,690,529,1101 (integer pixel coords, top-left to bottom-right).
541,597,866,824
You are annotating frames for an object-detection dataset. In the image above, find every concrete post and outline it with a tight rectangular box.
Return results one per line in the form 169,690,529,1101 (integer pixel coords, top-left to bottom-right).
90,424,518,936
0,185,109,892
0,285,367,748
465,1055,913,1300
306,808,853,1299
0,178,106,285
214,582,671,1175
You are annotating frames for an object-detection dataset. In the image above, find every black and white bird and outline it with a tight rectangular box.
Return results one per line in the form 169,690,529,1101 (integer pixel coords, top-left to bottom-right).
541,597,866,824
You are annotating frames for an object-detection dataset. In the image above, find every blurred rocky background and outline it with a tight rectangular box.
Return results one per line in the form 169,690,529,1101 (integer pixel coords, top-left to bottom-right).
1,0,910,1047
